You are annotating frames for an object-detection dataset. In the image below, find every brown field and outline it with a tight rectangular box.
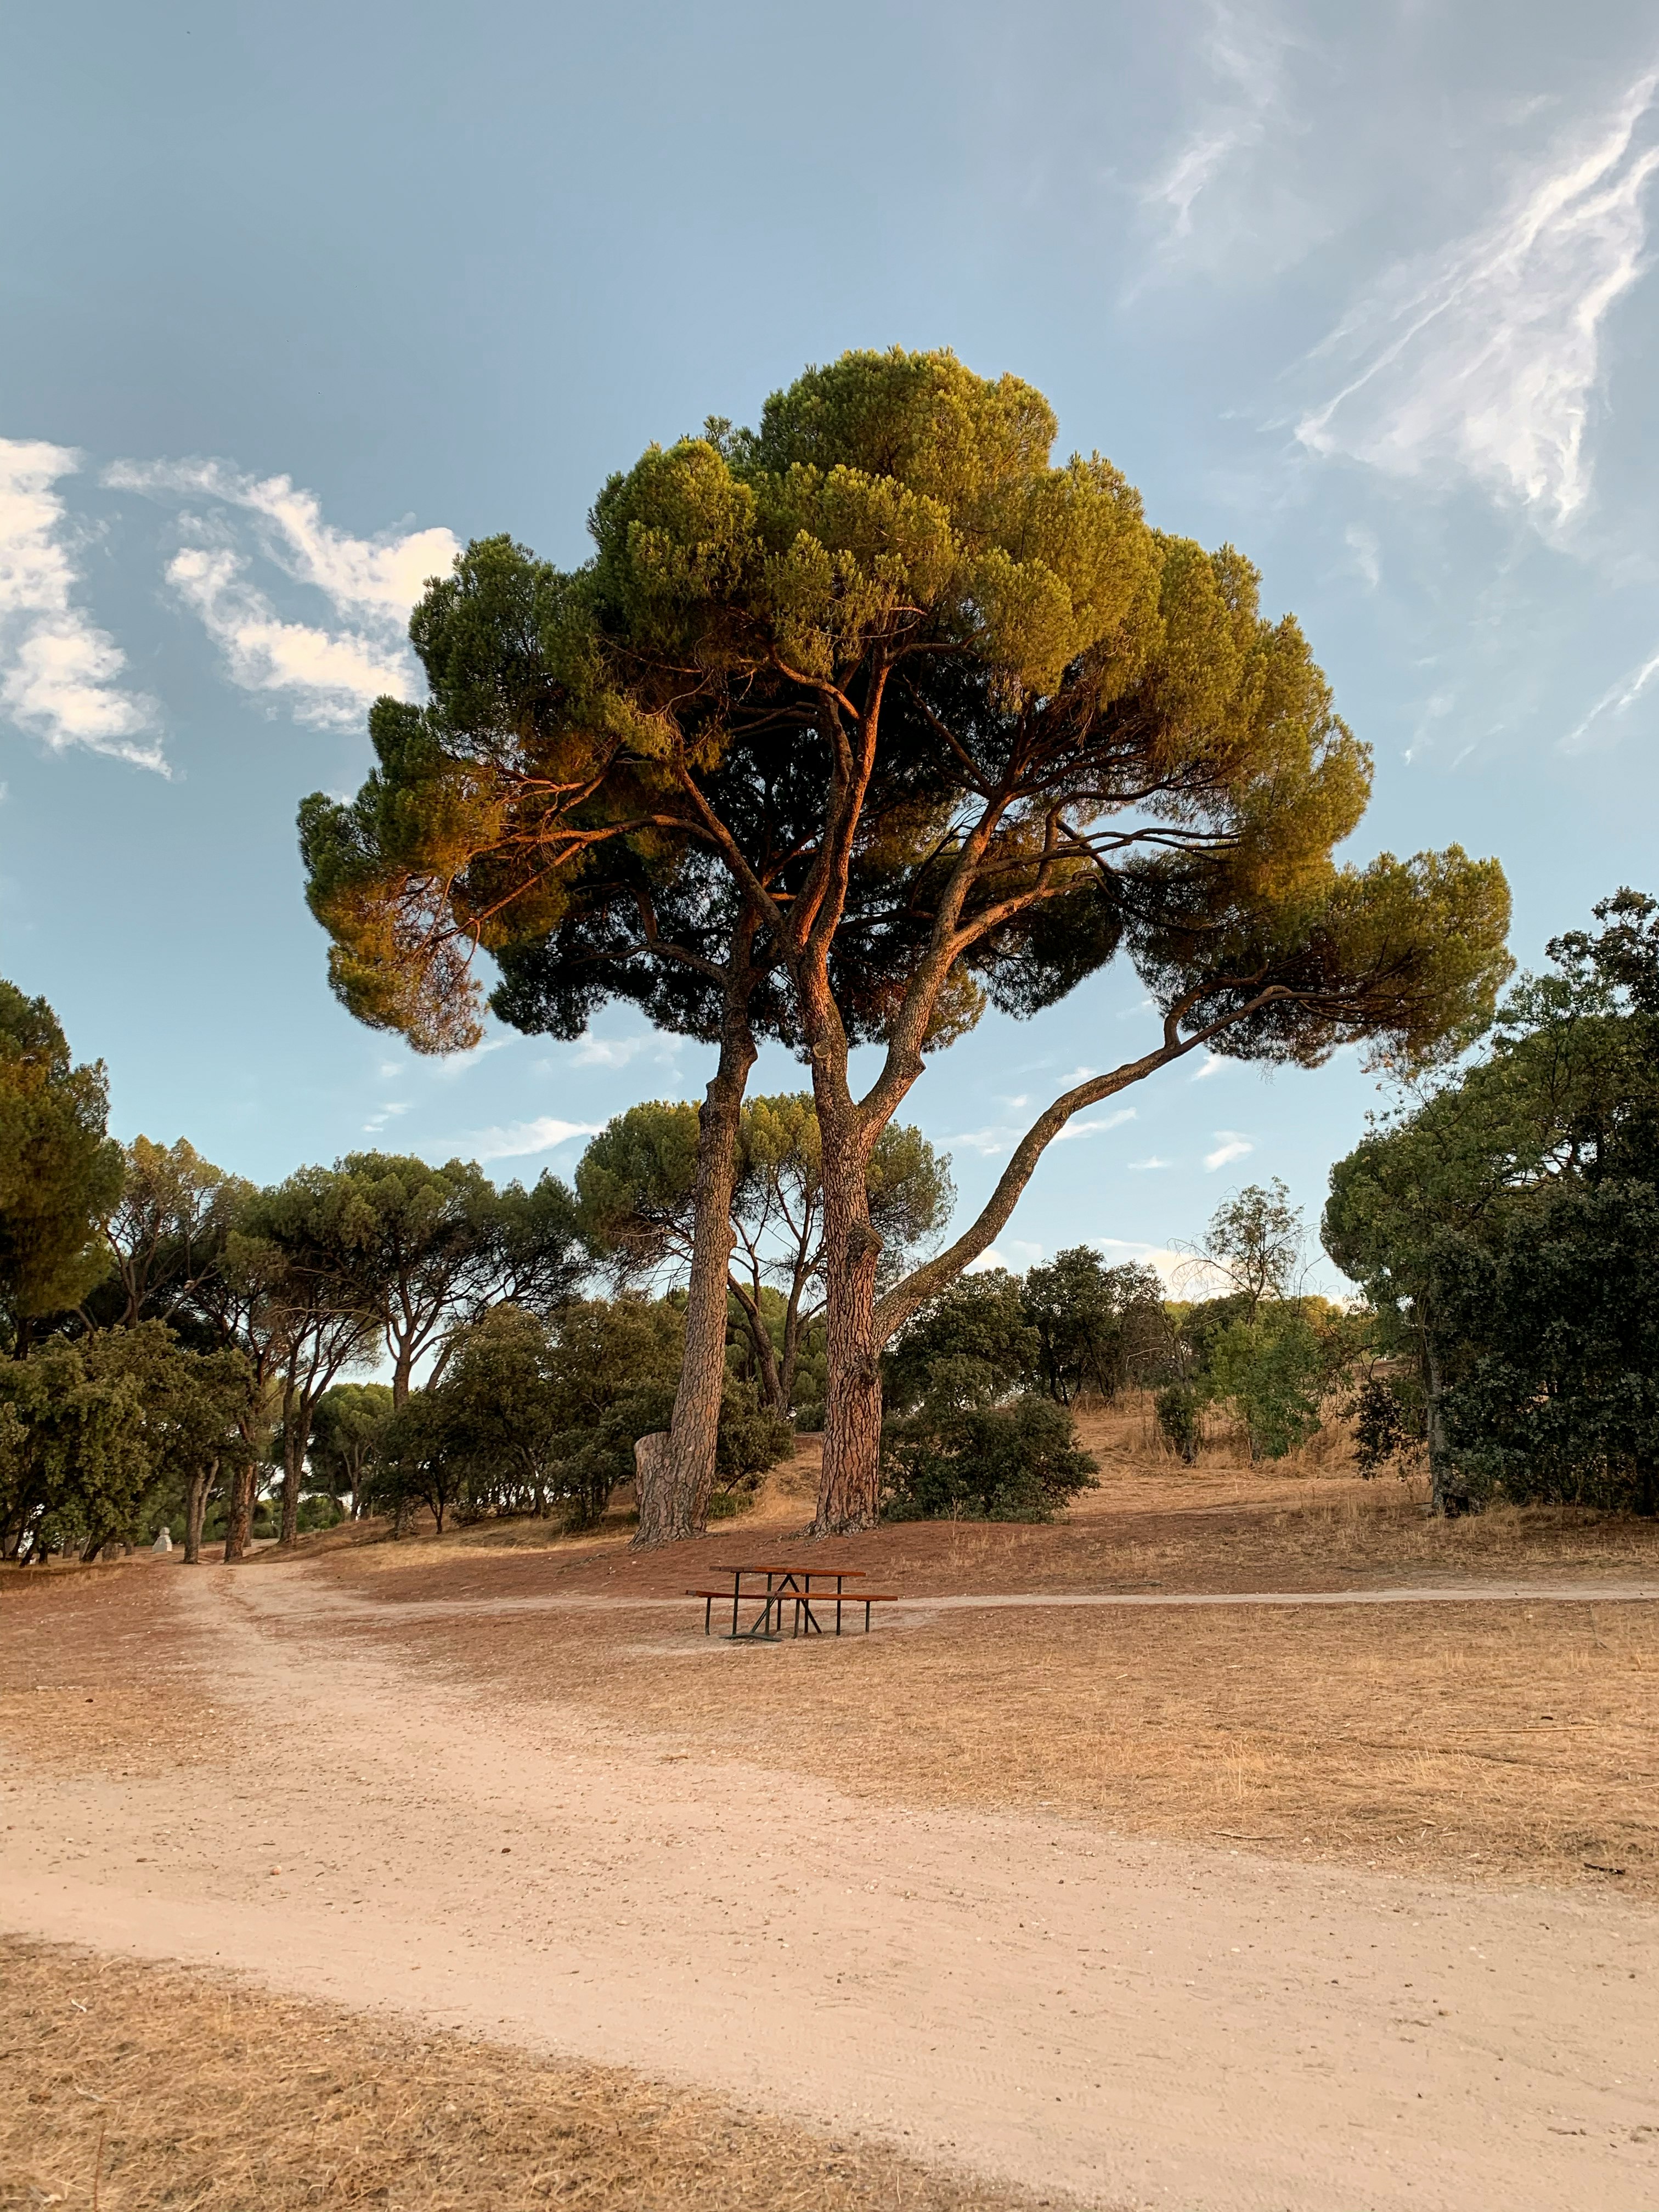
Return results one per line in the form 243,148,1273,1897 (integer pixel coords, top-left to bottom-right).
0,1939,1037,2212
4,1399,1657,2211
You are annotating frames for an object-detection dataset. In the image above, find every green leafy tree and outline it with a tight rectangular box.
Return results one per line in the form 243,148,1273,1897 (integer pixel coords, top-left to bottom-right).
883,1393,1097,1522
1198,1179,1304,1318
0,1324,249,1562
232,1172,380,1547
578,1094,951,1417
1022,1247,1167,1403
308,1382,396,1516
92,1136,241,1335
882,1269,1038,1414
1327,889,1659,1513
298,349,1513,1536
0,982,124,1350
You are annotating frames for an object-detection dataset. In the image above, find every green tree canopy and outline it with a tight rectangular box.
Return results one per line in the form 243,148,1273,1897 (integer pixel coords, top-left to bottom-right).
0,981,124,1349
1324,888,1659,1514
1022,1247,1167,1403
298,347,1513,1532
577,1093,951,1414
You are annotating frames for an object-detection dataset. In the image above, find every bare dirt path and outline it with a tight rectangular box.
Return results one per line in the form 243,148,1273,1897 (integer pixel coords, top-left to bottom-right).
4,1558,1656,2212
281,1580,1659,1621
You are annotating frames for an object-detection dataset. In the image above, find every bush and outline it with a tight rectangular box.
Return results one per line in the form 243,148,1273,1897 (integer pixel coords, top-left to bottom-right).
882,1393,1097,1522
1154,1383,1203,1464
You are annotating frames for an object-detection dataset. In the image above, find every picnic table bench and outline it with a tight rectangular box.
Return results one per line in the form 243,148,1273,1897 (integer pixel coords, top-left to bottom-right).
689,1561,899,1639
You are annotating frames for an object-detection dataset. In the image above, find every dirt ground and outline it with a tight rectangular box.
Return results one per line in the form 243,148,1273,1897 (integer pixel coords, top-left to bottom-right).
0,1938,1038,2212
3,1419,1657,2210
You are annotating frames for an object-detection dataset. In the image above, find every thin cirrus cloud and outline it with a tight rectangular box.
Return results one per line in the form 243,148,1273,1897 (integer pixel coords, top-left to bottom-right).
948,1106,1134,1157
0,437,162,770
105,458,460,730
1141,4,1286,238
1562,640,1659,752
437,1116,601,1165
1204,1130,1254,1171
1296,71,1659,526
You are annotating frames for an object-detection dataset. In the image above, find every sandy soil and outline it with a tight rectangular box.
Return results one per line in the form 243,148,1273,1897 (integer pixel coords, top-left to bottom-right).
3,1550,1656,2212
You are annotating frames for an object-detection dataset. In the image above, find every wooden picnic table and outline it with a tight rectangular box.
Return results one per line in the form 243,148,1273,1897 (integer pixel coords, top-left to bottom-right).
691,1560,893,1640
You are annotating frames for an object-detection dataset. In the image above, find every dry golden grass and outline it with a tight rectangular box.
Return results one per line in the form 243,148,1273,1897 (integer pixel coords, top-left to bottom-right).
373,1577,1659,1902
0,1938,1043,2212
311,1404,1659,1609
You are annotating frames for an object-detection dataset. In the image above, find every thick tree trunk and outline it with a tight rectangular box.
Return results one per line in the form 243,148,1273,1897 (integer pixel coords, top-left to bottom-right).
1422,1324,1470,1516
632,1430,675,1545
632,1000,756,1549
811,1119,886,1533
279,1391,303,1548
223,1455,255,1561
183,1459,213,1565
730,1278,786,1413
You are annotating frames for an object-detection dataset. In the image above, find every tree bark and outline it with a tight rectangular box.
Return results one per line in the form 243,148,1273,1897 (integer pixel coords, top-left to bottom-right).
1421,1324,1471,1516
810,1102,886,1531
183,1458,213,1565
631,965,757,1549
632,1430,674,1544
279,1383,303,1547
223,1455,255,1561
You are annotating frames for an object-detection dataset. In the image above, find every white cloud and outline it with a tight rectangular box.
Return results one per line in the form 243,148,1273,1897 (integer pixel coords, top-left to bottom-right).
1204,1131,1255,1171
1562,640,1659,751
1128,1155,1171,1172
1297,73,1659,524
361,1101,414,1135
428,1035,510,1082
1089,1238,1206,1292
964,1247,1011,1274
1142,3,1291,246
0,438,162,768
944,1126,1014,1158
166,541,413,729
1054,1107,1136,1142
451,1116,601,1163
1188,1052,1224,1082
569,1030,673,1069
107,456,459,727
1344,524,1381,591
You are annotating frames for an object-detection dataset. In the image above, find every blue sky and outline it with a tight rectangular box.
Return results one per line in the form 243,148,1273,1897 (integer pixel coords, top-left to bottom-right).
4,0,1658,1293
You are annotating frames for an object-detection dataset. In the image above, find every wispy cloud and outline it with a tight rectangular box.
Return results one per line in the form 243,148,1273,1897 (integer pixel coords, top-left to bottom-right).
0,438,162,768
106,457,459,728
1090,1237,1207,1291
448,1116,600,1164
1142,3,1291,246
1297,73,1659,524
1562,640,1659,751
568,1029,681,1069
1204,1130,1254,1171
428,1036,509,1082
1054,1107,1136,1142
1128,1155,1171,1172
1188,1052,1225,1082
944,1127,1015,1159
1344,524,1381,591
361,1101,414,1135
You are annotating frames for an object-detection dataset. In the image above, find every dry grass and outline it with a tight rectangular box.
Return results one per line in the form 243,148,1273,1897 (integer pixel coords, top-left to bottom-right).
367,1581,1659,1902
0,1938,1043,2212
310,1404,1659,1610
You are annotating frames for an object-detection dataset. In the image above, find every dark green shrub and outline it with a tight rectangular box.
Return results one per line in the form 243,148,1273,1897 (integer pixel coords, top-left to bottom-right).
1155,1383,1203,1464
882,1394,1097,1522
